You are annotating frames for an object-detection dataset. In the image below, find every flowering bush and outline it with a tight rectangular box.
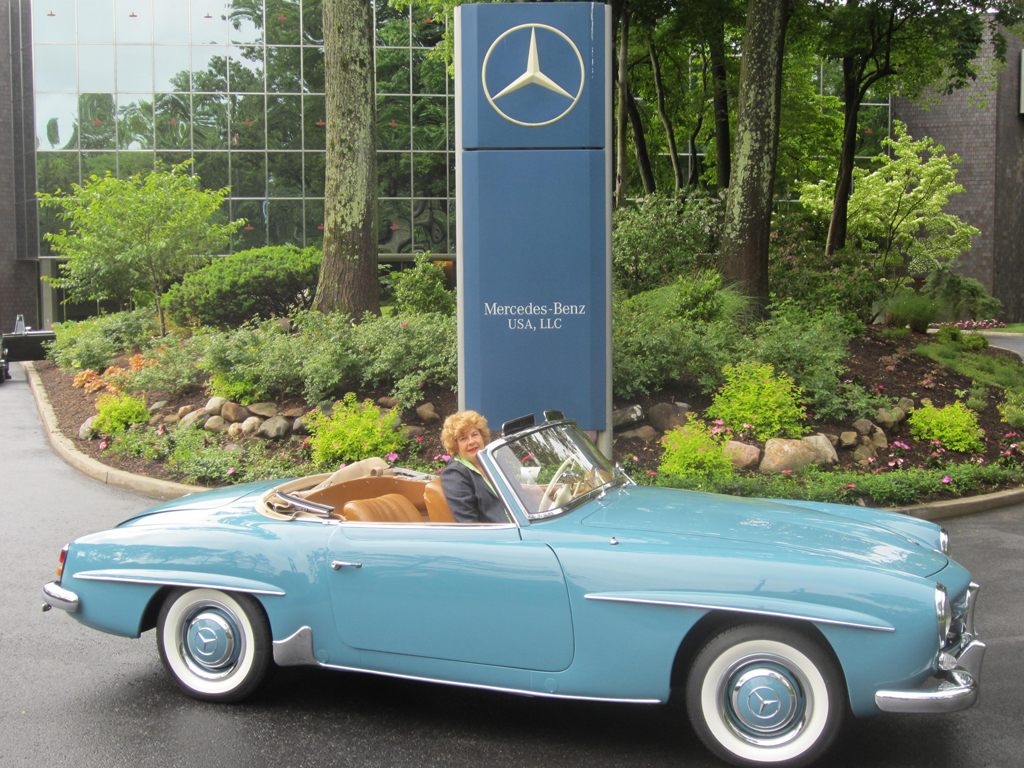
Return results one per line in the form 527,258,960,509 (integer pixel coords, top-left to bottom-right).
908,400,984,453
706,362,808,441
658,421,734,483
997,390,1024,429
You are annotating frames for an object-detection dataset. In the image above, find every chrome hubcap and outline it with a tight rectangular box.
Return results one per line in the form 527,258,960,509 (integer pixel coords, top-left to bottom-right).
180,607,242,680
721,655,808,746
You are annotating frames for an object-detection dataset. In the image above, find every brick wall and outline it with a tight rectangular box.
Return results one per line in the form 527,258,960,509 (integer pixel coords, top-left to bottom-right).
993,33,1024,322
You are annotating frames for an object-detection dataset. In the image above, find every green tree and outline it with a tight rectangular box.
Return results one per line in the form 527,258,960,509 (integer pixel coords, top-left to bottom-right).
37,161,242,334
315,0,381,317
800,121,979,298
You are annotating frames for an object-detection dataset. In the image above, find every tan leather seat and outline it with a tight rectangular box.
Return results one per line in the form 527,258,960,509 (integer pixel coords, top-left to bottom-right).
343,493,422,523
424,479,456,523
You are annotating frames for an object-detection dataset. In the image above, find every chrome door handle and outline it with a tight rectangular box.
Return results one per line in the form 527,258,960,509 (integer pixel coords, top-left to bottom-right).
331,560,362,570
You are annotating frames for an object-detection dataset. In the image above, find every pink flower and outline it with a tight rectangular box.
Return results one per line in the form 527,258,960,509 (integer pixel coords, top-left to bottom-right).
401,322,408,326
942,476,952,483
416,436,423,442
442,454,451,461
781,469,792,475
227,467,236,475
385,453,398,461
338,463,347,469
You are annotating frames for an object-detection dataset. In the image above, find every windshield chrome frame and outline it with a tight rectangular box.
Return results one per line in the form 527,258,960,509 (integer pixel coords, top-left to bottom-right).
481,419,625,522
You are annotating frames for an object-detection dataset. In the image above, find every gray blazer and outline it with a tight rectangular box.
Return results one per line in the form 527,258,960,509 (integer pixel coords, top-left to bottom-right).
440,460,510,524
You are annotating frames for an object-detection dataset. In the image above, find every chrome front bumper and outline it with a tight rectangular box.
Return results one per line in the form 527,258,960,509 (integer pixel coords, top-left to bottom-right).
41,581,79,613
875,582,986,714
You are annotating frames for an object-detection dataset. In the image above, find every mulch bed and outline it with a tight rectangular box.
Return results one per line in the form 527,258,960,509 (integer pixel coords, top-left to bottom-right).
31,327,1023,491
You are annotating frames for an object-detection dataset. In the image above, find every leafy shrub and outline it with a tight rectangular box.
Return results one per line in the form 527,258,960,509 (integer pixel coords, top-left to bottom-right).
47,315,126,372
924,264,1002,322
612,292,688,399
960,333,989,351
391,254,456,316
935,324,963,344
306,393,408,468
291,310,361,404
612,191,724,296
908,400,984,452
658,421,734,484
706,362,808,440
198,319,306,403
998,391,1024,429
163,428,242,484
884,292,943,333
125,336,207,395
94,393,151,436
163,246,320,328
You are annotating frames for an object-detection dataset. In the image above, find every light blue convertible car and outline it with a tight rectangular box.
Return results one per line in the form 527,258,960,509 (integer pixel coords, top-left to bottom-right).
43,415,985,767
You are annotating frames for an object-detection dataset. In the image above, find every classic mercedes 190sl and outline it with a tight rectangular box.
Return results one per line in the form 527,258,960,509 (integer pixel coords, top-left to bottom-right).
42,414,985,767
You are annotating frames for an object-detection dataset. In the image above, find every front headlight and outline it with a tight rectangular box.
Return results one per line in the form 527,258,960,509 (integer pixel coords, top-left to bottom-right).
939,527,950,555
935,583,952,646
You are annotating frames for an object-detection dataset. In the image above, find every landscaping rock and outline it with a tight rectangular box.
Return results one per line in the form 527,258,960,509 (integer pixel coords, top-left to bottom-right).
896,397,915,413
416,402,440,425
648,402,690,433
291,416,311,436
79,416,97,440
405,425,426,440
163,414,180,426
852,418,875,436
282,407,306,420
177,405,194,419
378,397,400,409
839,431,859,448
760,439,822,473
802,433,838,465
612,405,643,430
204,416,228,433
892,406,908,423
178,410,206,430
870,429,888,450
204,397,227,416
256,415,290,440
222,401,250,423
875,409,897,431
316,401,335,419
724,441,760,470
148,400,167,413
823,433,839,446
241,416,263,435
227,422,245,438
853,444,877,464
619,425,658,442
248,402,279,418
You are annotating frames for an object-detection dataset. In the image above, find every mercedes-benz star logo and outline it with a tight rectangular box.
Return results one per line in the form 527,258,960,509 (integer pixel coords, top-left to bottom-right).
748,687,782,719
195,627,219,656
482,23,585,127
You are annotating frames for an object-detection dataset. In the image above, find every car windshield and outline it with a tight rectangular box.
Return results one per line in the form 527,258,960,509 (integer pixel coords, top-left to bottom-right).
488,421,621,520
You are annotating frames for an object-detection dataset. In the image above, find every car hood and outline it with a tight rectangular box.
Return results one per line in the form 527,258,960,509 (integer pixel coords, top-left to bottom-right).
579,486,948,577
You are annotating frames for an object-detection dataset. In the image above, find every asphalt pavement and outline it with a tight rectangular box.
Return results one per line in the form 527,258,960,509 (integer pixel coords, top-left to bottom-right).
2,360,1024,768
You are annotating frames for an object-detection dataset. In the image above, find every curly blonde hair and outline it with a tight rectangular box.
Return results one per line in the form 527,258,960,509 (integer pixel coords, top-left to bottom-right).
441,411,490,457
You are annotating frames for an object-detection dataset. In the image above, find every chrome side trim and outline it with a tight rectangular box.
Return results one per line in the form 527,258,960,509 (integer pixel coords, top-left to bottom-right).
273,626,318,667
584,594,895,633
42,581,79,613
72,573,285,596
339,521,518,530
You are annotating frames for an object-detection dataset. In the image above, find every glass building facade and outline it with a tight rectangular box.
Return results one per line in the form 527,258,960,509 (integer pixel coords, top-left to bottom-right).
22,0,455,262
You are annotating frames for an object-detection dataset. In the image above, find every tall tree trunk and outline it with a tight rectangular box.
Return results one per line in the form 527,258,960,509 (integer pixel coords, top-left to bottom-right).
649,41,683,193
825,57,862,256
315,0,381,317
626,90,656,195
615,4,631,208
708,18,731,188
719,0,789,318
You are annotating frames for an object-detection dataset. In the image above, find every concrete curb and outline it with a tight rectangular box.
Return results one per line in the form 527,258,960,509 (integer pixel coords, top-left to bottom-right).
23,362,1024,519
23,362,203,501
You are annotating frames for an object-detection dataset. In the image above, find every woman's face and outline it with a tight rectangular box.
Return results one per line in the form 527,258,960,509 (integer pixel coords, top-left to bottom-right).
456,428,484,463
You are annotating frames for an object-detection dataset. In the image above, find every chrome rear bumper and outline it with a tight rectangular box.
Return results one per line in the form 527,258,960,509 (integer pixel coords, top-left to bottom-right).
41,581,79,613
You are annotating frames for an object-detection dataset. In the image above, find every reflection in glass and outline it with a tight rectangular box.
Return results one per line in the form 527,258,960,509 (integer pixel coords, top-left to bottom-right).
193,94,230,149
377,152,411,197
302,0,324,45
302,96,325,149
304,197,324,248
117,151,155,178
267,199,303,246
412,96,447,150
267,47,303,93
229,45,265,92
411,199,449,254
267,152,303,197
231,94,266,148
193,151,230,190
117,45,154,92
193,0,229,45
79,94,117,150
266,0,301,45
154,3,191,44
155,93,191,149
378,199,413,254
34,1,77,44
413,152,448,198
78,45,116,92
156,151,191,169
376,48,410,94
79,0,115,44
411,7,444,48
229,0,264,45
114,0,153,44
377,96,411,150
154,47,191,92
232,198,267,249
375,4,408,47
302,47,325,93
36,93,79,150
82,151,117,179
411,50,446,94
35,45,78,92
36,152,79,195
303,151,325,196
191,47,228,91
231,152,267,197
117,95,154,149
266,95,302,149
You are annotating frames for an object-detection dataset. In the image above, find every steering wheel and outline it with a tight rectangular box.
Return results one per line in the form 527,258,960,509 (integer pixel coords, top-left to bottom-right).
539,456,577,512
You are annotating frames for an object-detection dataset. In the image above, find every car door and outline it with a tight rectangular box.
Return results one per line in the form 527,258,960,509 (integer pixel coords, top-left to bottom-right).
325,521,575,672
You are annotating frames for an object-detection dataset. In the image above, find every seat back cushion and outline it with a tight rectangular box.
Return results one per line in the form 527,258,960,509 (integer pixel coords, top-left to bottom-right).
343,493,423,523
424,479,456,523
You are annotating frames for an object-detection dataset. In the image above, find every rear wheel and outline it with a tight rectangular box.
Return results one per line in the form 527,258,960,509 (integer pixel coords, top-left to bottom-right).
685,623,845,768
156,588,272,703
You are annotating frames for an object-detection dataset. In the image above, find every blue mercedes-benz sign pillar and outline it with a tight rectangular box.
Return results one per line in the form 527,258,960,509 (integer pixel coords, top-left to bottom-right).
455,2,612,453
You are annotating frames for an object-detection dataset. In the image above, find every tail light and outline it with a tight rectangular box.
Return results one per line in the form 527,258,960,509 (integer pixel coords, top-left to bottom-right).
56,544,69,580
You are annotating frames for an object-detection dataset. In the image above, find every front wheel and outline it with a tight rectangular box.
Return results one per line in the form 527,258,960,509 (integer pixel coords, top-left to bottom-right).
685,623,845,768
157,588,272,703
